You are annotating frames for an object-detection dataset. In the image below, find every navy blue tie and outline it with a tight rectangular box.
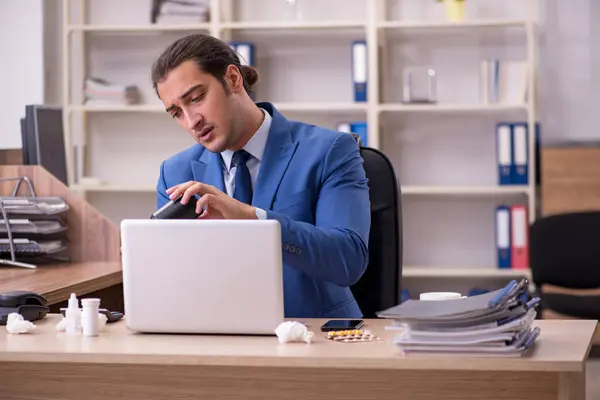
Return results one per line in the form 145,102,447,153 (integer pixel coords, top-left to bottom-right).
232,150,253,204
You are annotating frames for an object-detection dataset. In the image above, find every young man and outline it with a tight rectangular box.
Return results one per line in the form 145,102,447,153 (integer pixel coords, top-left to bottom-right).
151,33,371,318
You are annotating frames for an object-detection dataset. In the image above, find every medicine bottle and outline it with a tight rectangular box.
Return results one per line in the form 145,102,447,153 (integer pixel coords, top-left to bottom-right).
81,298,101,337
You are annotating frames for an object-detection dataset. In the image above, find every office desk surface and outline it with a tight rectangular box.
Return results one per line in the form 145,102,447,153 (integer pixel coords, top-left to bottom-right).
0,315,594,372
0,262,121,305
0,315,594,400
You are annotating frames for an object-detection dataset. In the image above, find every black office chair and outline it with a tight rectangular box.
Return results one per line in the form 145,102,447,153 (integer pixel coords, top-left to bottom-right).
350,139,402,318
530,211,600,320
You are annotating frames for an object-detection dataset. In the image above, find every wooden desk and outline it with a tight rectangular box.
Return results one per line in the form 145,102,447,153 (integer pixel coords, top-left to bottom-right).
0,315,594,400
0,261,122,308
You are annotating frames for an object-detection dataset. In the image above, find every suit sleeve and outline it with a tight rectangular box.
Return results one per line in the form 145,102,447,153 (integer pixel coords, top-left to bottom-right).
265,133,371,287
156,160,170,209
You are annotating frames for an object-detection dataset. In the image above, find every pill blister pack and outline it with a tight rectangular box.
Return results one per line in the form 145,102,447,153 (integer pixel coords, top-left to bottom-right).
326,329,379,343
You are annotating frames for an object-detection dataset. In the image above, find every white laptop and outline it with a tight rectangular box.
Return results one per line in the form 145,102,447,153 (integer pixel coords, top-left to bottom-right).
119,219,285,335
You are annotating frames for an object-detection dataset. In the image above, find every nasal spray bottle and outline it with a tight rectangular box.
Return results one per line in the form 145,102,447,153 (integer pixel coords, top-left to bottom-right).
65,293,81,335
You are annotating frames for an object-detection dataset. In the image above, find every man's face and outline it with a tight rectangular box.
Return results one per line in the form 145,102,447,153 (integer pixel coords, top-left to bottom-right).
157,59,242,153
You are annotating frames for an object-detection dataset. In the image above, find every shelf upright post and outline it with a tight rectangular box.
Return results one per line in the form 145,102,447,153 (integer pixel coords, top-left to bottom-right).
80,0,90,187
526,0,538,222
210,0,224,40
62,0,75,187
366,0,382,150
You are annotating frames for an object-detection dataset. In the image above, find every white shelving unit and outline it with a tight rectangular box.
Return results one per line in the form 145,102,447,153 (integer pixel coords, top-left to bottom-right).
62,0,539,286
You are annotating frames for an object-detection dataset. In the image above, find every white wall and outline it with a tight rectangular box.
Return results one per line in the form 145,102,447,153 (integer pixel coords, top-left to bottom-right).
0,0,45,149
537,0,595,144
43,0,64,107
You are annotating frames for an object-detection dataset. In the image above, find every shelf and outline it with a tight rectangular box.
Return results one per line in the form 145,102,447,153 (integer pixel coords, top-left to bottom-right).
69,104,164,113
69,103,367,113
401,185,530,196
403,266,531,279
68,19,528,33
220,20,366,30
378,103,528,113
274,102,367,112
72,184,530,196
71,184,155,193
71,103,521,114
378,19,528,30
68,24,211,33
62,0,540,275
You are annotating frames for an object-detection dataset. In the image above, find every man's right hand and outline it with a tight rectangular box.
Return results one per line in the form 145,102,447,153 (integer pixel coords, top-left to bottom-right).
166,181,257,220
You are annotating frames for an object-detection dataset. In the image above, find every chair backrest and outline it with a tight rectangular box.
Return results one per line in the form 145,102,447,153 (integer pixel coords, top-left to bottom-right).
530,211,600,320
530,211,600,289
351,145,402,317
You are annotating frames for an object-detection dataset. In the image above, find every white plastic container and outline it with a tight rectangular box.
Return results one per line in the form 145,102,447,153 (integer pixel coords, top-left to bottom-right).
81,298,101,337
65,293,81,335
419,292,465,301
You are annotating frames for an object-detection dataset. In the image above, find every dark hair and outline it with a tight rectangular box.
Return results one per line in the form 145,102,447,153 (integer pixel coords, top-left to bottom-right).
151,33,259,96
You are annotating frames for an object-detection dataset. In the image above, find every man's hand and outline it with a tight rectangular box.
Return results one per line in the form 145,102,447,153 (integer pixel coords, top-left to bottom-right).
165,181,257,220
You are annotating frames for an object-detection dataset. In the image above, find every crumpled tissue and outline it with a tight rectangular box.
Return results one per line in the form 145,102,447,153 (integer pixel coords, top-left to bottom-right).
6,313,36,334
274,321,314,344
55,312,108,332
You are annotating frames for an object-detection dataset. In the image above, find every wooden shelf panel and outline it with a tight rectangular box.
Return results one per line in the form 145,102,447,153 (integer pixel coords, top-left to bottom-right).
379,103,528,113
68,24,211,32
70,103,524,114
378,19,528,29
221,20,366,30
403,266,531,279
401,185,531,196
69,103,367,113
71,184,155,193
68,19,528,32
69,105,164,113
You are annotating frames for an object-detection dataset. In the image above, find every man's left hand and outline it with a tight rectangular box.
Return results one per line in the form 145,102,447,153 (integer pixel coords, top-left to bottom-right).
166,181,257,220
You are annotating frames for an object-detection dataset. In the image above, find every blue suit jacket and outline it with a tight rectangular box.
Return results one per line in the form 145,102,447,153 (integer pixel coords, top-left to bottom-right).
156,102,371,318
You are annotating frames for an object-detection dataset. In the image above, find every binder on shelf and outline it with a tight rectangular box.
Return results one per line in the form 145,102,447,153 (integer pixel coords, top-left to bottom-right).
495,121,540,185
351,41,367,102
336,123,351,133
496,123,512,185
351,121,367,147
510,205,529,270
480,59,527,104
229,41,256,100
229,41,255,67
480,59,499,104
534,122,542,185
495,205,511,269
336,121,367,147
512,123,529,185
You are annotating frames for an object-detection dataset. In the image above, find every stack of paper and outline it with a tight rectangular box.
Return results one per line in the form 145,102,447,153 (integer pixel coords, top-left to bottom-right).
377,279,541,357
84,77,141,106
152,0,210,24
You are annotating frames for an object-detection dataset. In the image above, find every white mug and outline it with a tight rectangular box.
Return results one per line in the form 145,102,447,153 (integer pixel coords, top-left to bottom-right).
419,292,464,301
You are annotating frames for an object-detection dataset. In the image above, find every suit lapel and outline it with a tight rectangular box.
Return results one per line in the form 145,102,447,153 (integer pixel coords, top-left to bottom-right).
252,105,298,210
191,150,225,193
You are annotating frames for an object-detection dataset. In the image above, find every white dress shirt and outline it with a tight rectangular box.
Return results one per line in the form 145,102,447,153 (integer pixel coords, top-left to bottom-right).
220,108,272,219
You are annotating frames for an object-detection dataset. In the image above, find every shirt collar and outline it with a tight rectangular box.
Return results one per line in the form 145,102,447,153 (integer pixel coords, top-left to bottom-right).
221,107,272,171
